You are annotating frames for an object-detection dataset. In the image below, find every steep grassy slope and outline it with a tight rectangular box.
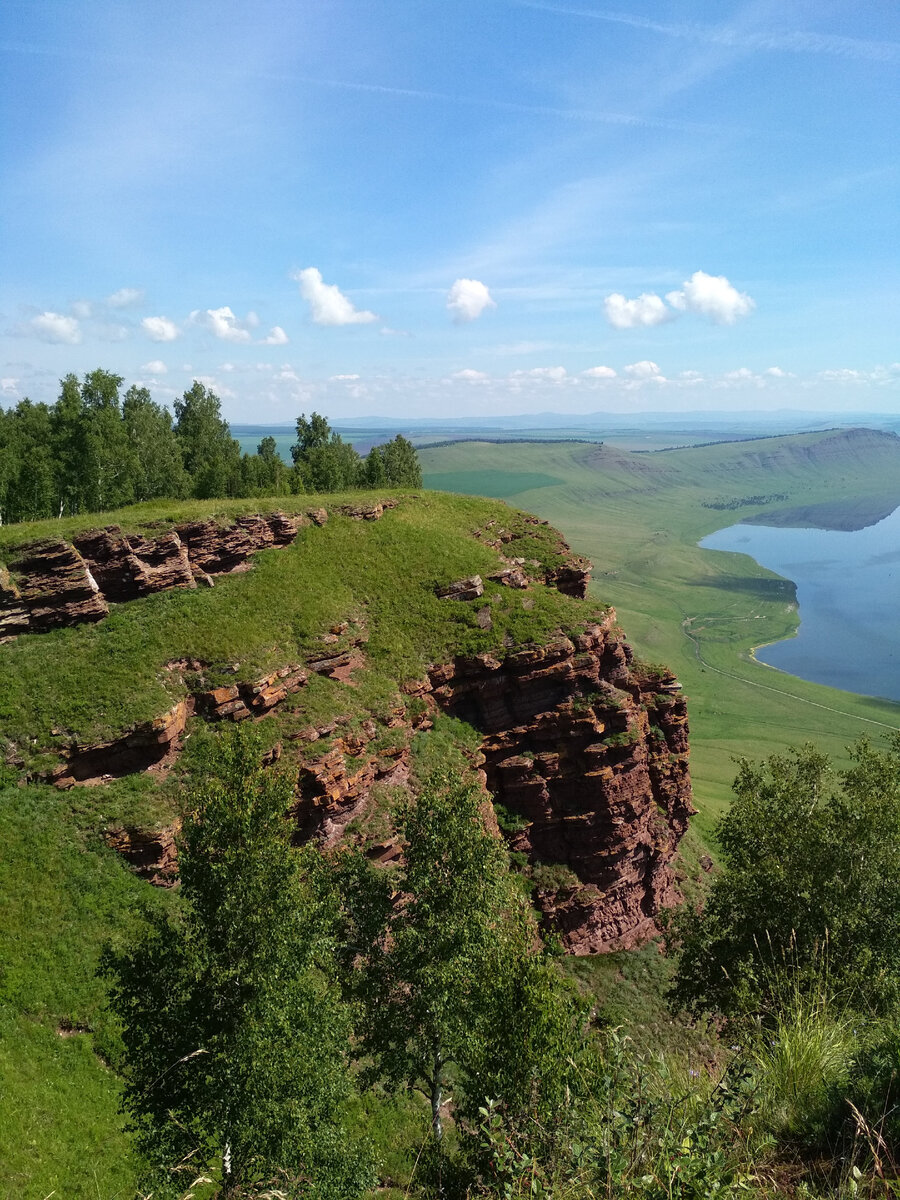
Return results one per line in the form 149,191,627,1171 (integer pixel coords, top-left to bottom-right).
421,429,900,829
0,489,614,1198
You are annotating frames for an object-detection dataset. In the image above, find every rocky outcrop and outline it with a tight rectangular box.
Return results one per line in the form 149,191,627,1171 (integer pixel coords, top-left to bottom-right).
473,514,593,599
3,510,311,637
436,575,484,601
174,511,303,575
424,615,694,953
103,821,180,886
544,558,592,599
337,498,399,521
293,728,410,846
50,664,308,787
50,701,191,789
1,504,413,640
7,539,109,632
73,527,196,600
196,664,308,721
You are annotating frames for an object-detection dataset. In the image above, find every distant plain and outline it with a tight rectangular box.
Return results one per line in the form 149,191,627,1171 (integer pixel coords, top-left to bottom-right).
419,430,900,834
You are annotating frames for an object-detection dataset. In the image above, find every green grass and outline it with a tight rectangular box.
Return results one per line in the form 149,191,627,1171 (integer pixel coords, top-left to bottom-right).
0,783,177,1198
420,431,900,828
0,490,590,764
422,469,564,498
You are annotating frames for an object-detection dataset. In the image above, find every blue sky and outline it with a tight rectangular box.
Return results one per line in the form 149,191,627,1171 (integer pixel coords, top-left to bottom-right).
1,0,898,420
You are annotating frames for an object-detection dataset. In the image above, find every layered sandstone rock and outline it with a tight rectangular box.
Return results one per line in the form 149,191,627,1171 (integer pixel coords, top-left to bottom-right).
73,527,196,600
9,539,109,632
3,510,308,637
425,616,694,953
175,511,303,574
544,557,592,599
103,822,180,886
50,700,191,789
436,575,484,601
196,664,308,721
293,731,409,846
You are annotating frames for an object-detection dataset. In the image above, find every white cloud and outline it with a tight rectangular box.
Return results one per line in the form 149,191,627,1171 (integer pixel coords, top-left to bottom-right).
453,368,489,381
582,365,617,379
94,322,129,342
71,299,93,320
603,291,672,329
140,360,168,375
666,271,754,324
763,366,791,377
624,360,663,379
511,366,567,381
106,287,145,309
260,325,289,346
142,315,180,342
330,373,361,381
28,312,82,344
723,367,756,381
446,278,496,323
292,267,377,326
679,369,704,381
1,378,19,395
820,367,865,382
190,306,255,343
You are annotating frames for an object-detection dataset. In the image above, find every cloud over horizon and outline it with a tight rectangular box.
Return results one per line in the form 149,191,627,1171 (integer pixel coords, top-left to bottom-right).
293,268,377,326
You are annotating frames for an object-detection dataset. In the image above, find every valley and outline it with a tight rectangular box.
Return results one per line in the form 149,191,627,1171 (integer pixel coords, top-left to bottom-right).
421,428,900,830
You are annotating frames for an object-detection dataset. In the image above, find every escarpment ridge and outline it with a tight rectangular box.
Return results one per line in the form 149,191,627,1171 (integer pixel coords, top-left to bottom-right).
1,491,693,952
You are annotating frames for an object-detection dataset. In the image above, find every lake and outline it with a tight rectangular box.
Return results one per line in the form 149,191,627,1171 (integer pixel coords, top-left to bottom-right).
700,506,900,702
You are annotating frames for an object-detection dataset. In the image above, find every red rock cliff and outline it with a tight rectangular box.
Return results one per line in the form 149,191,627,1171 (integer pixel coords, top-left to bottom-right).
421,613,694,953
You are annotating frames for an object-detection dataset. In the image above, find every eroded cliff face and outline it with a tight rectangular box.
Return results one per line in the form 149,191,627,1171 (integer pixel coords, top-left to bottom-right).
8,500,692,953
419,617,694,953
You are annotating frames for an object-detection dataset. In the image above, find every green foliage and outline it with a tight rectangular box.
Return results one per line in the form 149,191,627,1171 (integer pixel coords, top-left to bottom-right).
469,1033,765,1199
670,737,900,1016
102,727,373,1198
290,412,422,493
1,378,424,523
320,769,586,1154
748,980,855,1148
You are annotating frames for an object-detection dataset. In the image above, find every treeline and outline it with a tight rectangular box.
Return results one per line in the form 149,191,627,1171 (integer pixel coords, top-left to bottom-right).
102,729,900,1197
0,369,421,524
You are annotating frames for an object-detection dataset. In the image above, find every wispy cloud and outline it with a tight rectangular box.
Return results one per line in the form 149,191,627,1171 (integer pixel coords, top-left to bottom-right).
286,73,718,135
24,312,82,344
510,3,900,64
106,287,145,309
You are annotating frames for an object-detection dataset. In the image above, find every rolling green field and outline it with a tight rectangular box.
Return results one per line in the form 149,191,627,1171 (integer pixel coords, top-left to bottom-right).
421,429,900,835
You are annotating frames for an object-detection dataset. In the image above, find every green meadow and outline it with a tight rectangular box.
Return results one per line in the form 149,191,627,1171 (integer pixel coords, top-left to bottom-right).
421,429,900,835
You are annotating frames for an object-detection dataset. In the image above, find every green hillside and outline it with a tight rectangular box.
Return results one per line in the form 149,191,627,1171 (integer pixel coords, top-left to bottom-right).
0,490,608,1198
421,429,900,830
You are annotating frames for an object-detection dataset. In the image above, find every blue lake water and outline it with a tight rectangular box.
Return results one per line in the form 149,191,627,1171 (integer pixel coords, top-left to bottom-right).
700,507,900,702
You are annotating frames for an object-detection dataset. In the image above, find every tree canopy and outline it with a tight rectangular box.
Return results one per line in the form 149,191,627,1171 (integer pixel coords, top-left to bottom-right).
103,728,373,1199
669,736,900,1016
0,379,422,523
